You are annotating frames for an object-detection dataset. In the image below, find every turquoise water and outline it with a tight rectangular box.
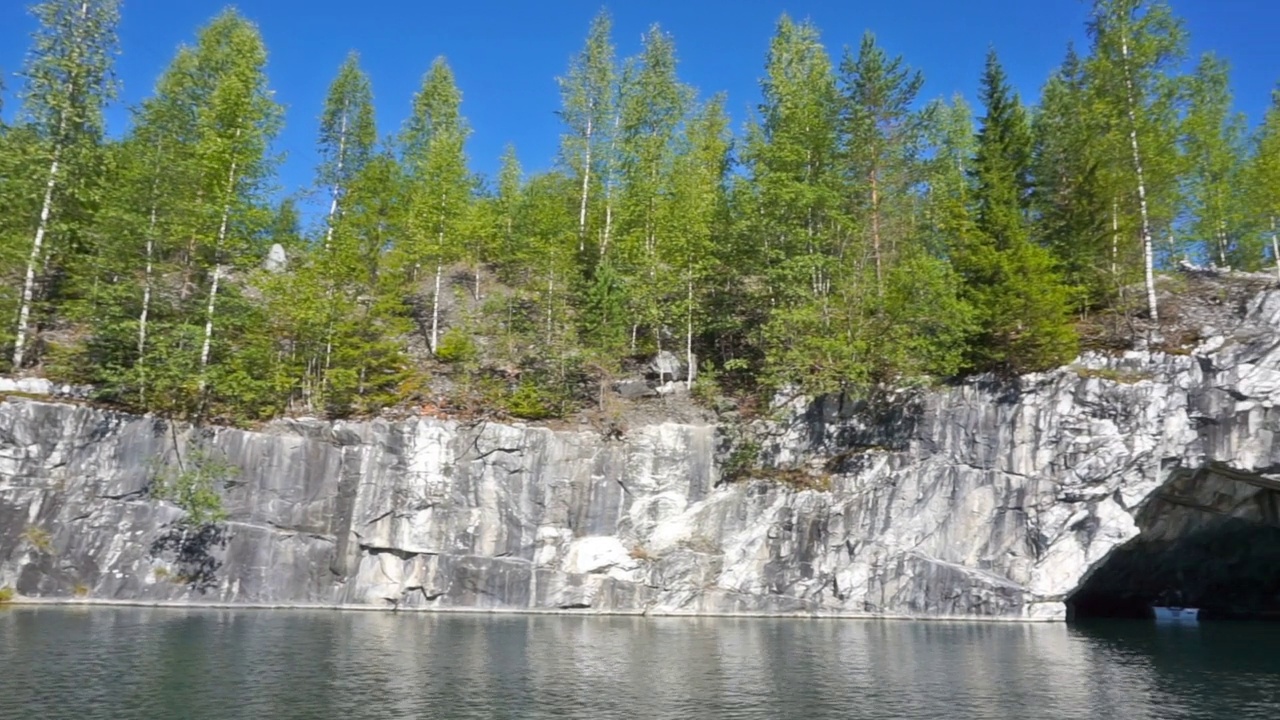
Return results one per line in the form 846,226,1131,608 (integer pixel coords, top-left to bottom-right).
1,608,1278,719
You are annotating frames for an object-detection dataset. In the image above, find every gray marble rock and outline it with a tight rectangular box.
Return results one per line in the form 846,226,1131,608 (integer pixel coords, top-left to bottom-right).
5,288,1280,620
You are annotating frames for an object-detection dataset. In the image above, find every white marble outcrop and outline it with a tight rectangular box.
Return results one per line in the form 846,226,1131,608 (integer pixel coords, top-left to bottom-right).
4,287,1280,620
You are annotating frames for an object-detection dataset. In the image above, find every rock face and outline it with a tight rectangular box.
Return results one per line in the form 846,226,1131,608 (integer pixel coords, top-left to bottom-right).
4,285,1280,620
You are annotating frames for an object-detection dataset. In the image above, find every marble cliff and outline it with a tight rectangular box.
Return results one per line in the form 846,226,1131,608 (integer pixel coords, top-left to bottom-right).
4,279,1280,620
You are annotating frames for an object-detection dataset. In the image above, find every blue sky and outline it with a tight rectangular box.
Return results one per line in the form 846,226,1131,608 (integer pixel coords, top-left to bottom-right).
1,1,1276,225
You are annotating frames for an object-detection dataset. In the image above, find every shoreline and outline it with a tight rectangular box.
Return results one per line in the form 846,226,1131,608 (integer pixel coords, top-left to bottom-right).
1,596,1066,624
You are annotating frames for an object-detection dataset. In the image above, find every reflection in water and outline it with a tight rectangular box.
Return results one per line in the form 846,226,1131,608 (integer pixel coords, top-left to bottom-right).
2,608,1278,719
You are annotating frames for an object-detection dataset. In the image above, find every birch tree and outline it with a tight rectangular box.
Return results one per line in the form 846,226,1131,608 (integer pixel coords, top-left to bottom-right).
667,95,730,388
1086,0,1187,322
616,25,691,351
557,11,616,253
10,0,119,369
318,52,376,249
188,11,281,393
399,57,471,355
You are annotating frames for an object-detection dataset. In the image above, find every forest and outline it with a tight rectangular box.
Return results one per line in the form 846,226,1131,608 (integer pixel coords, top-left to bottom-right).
0,0,1278,425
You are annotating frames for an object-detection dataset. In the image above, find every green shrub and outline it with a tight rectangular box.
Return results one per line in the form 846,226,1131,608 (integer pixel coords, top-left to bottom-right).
0,587,14,604
150,448,236,526
21,527,54,554
435,329,479,365
505,381,558,420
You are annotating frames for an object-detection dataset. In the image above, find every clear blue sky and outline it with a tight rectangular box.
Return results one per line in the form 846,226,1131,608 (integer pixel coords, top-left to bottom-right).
1,1,1275,226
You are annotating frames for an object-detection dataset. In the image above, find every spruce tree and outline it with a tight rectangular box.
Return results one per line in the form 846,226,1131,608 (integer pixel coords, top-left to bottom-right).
963,50,1076,373
1032,45,1114,309
1183,54,1250,267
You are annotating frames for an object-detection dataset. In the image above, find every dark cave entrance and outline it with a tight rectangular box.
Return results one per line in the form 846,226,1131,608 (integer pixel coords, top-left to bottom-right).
1067,469,1280,622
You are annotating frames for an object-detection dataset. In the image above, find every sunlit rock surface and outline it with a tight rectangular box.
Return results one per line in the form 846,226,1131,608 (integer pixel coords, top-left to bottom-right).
4,284,1280,620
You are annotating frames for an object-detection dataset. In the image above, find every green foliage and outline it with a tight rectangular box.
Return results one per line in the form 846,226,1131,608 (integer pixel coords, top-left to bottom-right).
2,0,1272,424
960,50,1078,374
504,380,561,420
21,526,55,554
0,587,14,604
435,328,478,365
150,447,235,527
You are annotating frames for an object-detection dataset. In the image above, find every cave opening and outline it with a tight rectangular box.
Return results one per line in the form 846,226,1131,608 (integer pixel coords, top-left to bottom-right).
1067,470,1280,622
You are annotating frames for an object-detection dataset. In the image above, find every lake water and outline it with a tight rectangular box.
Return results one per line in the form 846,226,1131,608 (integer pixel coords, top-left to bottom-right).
2,608,1278,719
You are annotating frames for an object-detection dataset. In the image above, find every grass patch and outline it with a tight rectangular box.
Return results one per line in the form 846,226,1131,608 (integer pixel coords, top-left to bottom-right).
1075,367,1153,384
21,527,54,555
0,587,14,604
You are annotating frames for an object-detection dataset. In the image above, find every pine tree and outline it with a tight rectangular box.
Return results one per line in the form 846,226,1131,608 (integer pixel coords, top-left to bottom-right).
837,31,924,294
10,0,120,369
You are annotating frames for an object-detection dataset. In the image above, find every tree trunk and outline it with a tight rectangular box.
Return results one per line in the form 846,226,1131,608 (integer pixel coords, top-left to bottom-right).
685,276,694,391
430,263,443,354
870,165,883,294
1121,31,1159,323
324,106,349,251
577,117,593,252
198,156,240,382
1272,216,1280,283
1111,198,1119,278
12,147,61,369
600,111,620,258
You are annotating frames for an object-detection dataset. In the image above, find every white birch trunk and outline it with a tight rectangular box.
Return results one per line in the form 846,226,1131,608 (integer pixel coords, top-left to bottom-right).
199,155,240,379
1271,217,1280,283
1120,32,1159,323
323,107,348,251
577,116,593,251
429,263,442,354
685,277,694,391
600,111,620,257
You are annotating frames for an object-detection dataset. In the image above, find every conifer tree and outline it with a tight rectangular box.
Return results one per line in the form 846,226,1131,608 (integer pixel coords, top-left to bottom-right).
1032,45,1114,308
1183,53,1249,267
1247,87,1280,279
837,31,924,294
963,50,1076,373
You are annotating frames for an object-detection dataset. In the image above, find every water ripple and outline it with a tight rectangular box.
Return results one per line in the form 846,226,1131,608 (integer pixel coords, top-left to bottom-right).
2,609,1278,719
